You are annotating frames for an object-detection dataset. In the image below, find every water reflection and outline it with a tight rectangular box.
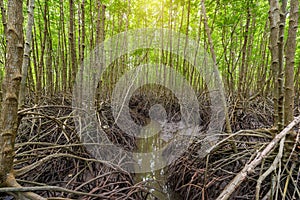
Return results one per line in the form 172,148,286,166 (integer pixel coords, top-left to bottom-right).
135,120,184,200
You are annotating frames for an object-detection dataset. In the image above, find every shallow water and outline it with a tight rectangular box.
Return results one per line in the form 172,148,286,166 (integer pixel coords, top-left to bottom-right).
134,120,184,200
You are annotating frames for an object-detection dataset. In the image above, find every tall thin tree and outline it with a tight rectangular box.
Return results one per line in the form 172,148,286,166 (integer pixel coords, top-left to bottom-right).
69,0,77,90
284,0,298,125
0,0,24,185
19,0,35,108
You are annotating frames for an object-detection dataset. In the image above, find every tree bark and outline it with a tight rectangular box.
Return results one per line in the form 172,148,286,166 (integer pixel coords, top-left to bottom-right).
268,0,280,128
59,0,67,94
19,0,35,108
277,0,287,130
284,0,298,125
35,1,47,104
69,0,77,90
238,2,251,100
0,0,23,185
79,0,85,103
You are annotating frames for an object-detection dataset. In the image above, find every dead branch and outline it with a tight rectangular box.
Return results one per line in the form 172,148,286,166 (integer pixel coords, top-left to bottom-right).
216,115,300,200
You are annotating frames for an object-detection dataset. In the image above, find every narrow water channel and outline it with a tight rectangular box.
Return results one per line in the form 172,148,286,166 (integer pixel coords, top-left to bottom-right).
134,119,183,200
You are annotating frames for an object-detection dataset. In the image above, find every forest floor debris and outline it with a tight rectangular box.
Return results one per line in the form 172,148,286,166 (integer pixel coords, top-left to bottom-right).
1,93,299,199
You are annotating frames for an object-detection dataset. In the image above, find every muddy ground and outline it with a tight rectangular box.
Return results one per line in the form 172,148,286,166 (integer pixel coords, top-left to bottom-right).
1,89,299,199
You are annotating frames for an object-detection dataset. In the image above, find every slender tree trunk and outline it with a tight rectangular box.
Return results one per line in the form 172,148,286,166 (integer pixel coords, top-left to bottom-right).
35,1,47,104
89,0,94,50
255,21,269,97
95,0,105,99
69,0,77,90
238,2,251,100
182,0,190,77
60,0,67,94
284,0,298,125
96,1,105,45
277,0,287,130
176,4,184,72
0,0,23,185
45,3,53,96
19,0,35,108
46,34,53,96
268,0,280,128
32,25,38,99
28,44,35,96
79,0,85,103
201,0,236,153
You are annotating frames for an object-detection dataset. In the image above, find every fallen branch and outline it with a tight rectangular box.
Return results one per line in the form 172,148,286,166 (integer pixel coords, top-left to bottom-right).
5,173,123,199
0,185,108,198
216,115,300,200
15,153,119,177
255,134,285,199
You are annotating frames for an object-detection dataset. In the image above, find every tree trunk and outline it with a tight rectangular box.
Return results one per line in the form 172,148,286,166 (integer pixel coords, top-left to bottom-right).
79,0,85,103
268,0,280,128
277,0,287,130
35,1,47,104
96,1,105,45
284,0,299,125
19,0,35,108
201,0,236,153
60,0,67,94
238,2,251,100
0,0,23,185
69,0,77,90
95,0,105,100
46,27,53,96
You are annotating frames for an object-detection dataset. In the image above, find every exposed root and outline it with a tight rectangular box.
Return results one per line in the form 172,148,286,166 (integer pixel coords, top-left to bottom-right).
5,92,299,199
13,94,146,199
167,97,300,200
4,172,46,200
217,115,300,200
